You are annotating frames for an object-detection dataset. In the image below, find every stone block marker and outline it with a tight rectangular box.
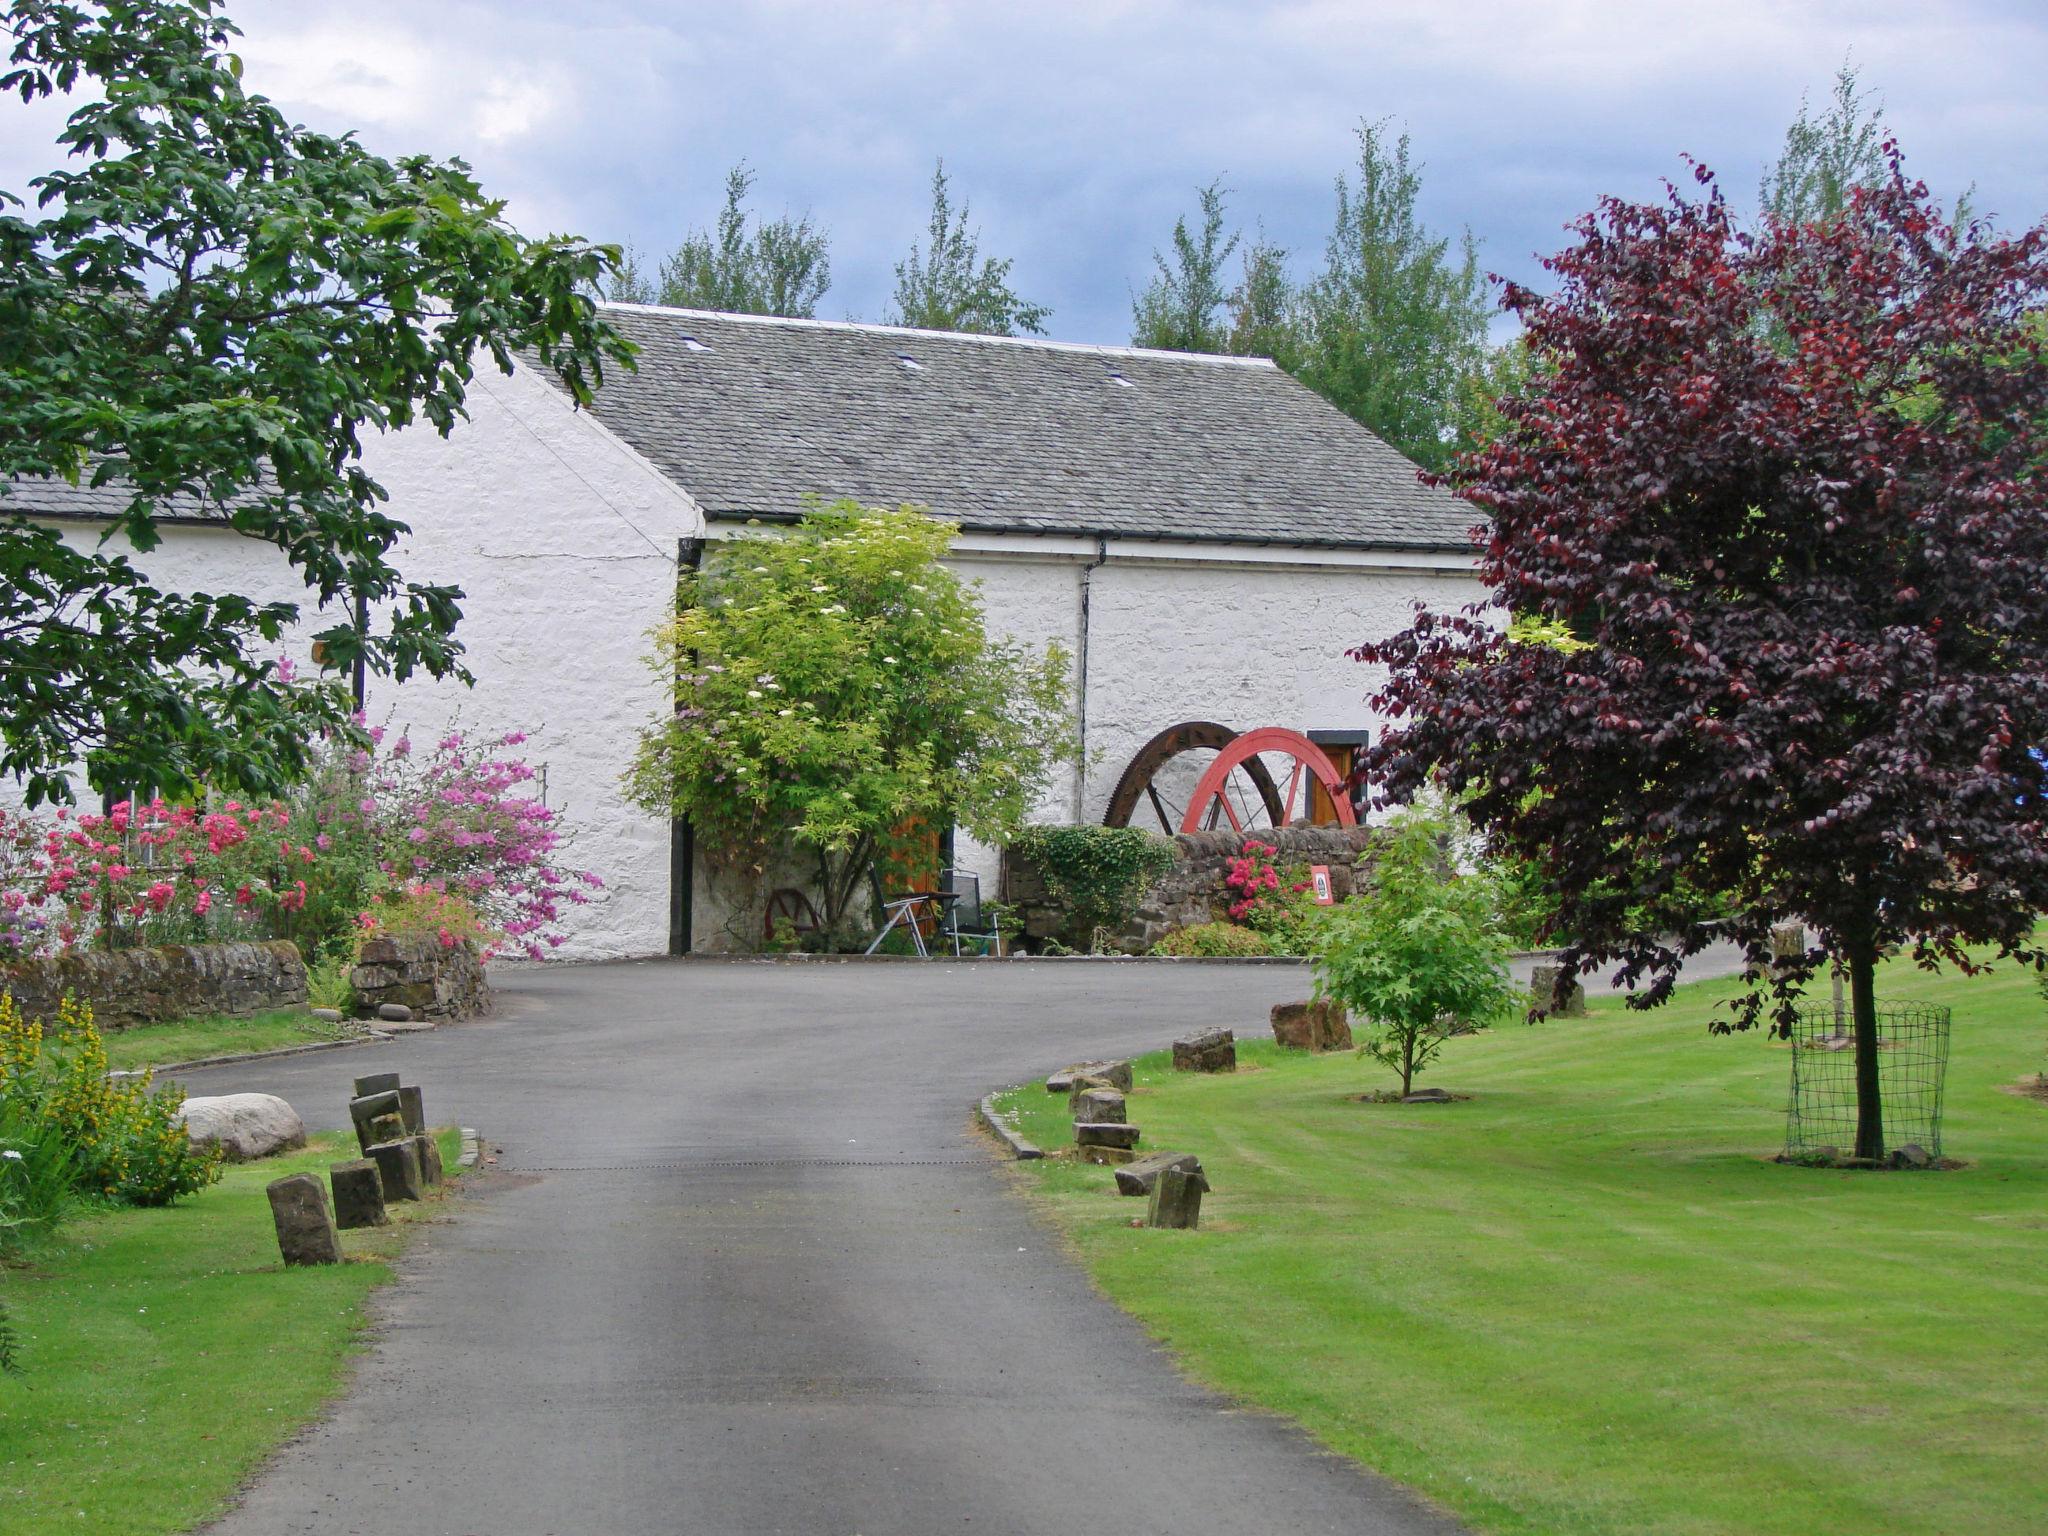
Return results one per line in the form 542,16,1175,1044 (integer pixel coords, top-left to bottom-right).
266,1172,343,1265
1172,1028,1236,1073
1066,1073,1118,1112
1270,1000,1351,1051
350,1089,407,1156
397,1084,426,1136
413,1132,444,1188
1072,1086,1127,1125
329,1158,389,1229
1057,1060,1133,1094
1147,1168,1204,1230
1079,1144,1138,1166
353,1071,401,1098
1115,1151,1208,1198
367,1138,425,1202
1075,1122,1141,1150
1529,963,1588,1017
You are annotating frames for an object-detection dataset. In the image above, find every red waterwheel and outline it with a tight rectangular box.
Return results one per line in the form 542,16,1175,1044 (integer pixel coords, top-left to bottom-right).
763,887,822,944
1178,727,1356,835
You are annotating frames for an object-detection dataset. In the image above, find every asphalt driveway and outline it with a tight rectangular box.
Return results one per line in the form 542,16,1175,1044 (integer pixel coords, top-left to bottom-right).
183,952,1742,1535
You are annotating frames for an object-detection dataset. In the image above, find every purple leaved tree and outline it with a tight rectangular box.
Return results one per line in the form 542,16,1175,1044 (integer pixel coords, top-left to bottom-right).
1358,151,2048,1161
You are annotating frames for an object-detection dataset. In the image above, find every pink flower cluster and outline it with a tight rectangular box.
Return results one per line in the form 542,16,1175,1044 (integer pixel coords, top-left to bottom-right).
1223,839,1283,922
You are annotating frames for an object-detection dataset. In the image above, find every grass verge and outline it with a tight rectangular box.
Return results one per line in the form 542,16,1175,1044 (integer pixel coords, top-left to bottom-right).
996,959,2048,1536
0,1127,461,1534
98,1009,364,1074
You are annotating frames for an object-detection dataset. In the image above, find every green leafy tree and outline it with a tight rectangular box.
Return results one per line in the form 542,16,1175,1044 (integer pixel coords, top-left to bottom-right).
627,501,1073,939
1760,62,1889,228
1312,806,1518,1096
644,161,831,318
1131,179,1239,352
0,0,629,807
1295,119,1491,472
889,161,1049,336
1226,232,1302,367
1451,334,1538,457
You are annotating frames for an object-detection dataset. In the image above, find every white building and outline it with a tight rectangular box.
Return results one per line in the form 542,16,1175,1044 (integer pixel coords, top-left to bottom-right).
13,305,1483,957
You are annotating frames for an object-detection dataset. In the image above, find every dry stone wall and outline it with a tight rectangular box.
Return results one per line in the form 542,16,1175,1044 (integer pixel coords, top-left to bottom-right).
349,935,491,1020
1,940,308,1030
1003,824,1380,952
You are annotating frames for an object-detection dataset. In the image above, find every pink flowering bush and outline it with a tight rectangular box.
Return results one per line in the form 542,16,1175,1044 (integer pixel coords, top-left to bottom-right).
0,721,601,964
1223,840,1283,922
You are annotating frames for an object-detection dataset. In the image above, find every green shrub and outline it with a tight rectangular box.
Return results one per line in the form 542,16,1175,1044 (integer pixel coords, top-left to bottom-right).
1013,825,1176,951
0,993,219,1209
305,953,356,1014
0,1098,74,1257
1152,922,1273,958
1245,879,1340,956
1313,804,1519,1095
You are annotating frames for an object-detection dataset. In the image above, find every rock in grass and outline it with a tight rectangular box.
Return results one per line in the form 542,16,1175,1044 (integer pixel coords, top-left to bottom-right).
267,1173,342,1265
366,1138,424,1202
178,1093,307,1162
1402,1088,1454,1104
1171,1029,1235,1073
329,1159,388,1229
310,1007,344,1024
376,1003,414,1023
1529,963,1588,1017
1146,1167,1204,1230
1114,1152,1208,1198
1071,1087,1127,1125
1075,1122,1141,1149
1270,1001,1351,1052
1889,1143,1934,1169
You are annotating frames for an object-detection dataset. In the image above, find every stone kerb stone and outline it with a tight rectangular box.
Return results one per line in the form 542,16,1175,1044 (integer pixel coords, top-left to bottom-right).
349,935,493,1022
1172,1029,1236,1073
178,1093,307,1162
366,1138,425,1202
329,1159,389,1229
267,1173,342,1265
1,939,308,1031
1270,1000,1352,1051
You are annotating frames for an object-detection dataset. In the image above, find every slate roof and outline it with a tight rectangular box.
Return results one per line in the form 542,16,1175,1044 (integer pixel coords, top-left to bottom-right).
581,306,1480,552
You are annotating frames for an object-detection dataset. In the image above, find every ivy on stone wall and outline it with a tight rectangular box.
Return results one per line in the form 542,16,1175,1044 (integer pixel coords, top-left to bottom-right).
1011,826,1175,948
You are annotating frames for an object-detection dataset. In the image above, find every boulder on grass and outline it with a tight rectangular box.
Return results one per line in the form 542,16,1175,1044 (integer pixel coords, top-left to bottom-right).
1072,1087,1127,1125
1146,1167,1204,1230
329,1159,388,1229
1172,1029,1236,1073
178,1093,307,1162
1529,963,1588,1018
1051,1060,1132,1094
1114,1151,1208,1198
367,1138,424,1202
1270,1000,1352,1052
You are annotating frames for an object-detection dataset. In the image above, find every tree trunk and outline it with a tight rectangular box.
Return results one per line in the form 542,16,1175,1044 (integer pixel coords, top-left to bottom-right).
1846,935,1885,1162
1400,1032,1416,1097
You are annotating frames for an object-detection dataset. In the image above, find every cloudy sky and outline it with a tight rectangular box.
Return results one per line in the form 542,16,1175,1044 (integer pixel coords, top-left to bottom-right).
4,1,2044,345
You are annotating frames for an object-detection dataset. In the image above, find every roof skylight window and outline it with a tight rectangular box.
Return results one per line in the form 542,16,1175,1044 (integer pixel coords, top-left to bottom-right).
680,336,712,354
896,353,923,371
1107,370,1135,388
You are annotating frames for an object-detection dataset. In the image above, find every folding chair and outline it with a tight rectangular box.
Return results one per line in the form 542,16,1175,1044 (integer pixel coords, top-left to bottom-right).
940,868,1002,957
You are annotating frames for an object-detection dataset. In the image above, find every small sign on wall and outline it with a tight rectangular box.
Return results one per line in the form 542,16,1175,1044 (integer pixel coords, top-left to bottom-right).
1309,865,1335,905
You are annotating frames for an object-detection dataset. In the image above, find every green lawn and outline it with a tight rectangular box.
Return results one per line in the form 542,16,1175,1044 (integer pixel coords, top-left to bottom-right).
0,1128,461,1534
99,1008,362,1074
996,960,2048,1536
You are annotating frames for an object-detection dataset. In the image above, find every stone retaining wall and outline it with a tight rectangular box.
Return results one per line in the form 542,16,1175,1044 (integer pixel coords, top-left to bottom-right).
1003,825,1381,953
349,935,492,1020
0,940,308,1030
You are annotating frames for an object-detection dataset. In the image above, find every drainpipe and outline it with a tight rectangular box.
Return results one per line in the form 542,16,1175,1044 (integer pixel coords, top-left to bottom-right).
1073,535,1109,822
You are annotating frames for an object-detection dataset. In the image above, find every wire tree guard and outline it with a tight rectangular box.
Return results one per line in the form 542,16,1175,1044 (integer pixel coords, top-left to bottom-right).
1101,721,1356,836
1784,1001,1953,1161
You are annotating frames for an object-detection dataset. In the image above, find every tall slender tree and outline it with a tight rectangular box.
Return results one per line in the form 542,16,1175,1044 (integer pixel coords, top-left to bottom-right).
1225,232,1302,368
889,161,1048,336
1760,62,1889,228
1294,120,1491,473
1131,179,1238,352
620,162,831,318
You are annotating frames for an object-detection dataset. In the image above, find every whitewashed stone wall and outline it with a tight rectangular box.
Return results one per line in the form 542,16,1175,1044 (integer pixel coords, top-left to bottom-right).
23,364,702,961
